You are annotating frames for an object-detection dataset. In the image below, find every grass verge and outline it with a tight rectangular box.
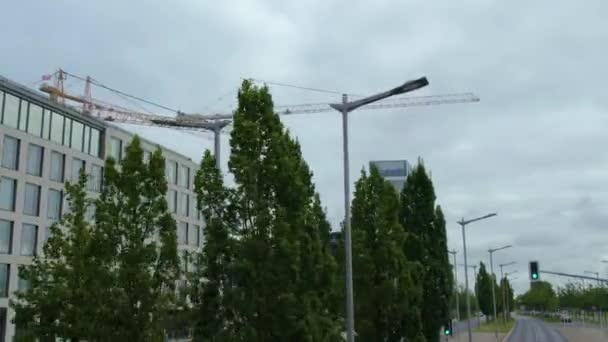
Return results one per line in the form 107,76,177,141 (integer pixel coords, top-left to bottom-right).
473,319,515,333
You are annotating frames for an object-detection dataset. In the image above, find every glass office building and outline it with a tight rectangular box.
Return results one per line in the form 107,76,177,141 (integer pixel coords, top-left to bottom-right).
0,75,203,341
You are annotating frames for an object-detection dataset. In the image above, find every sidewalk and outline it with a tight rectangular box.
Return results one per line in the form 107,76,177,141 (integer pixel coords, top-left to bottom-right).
447,332,507,342
557,325,608,342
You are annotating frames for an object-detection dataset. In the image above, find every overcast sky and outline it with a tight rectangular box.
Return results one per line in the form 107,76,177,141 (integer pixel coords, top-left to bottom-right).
3,0,608,294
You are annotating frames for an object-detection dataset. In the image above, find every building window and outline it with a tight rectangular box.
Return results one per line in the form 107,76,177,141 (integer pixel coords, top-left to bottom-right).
50,151,65,182
18,273,31,293
198,226,203,247
26,144,44,177
180,193,189,217
179,166,189,188
63,118,72,146
43,226,53,247
192,195,199,220
88,164,103,192
20,223,38,256
18,100,27,131
2,93,19,129
0,264,9,297
72,158,85,181
0,177,17,211
0,220,12,254
110,137,122,160
1,135,19,170
83,126,91,154
168,190,177,213
189,225,199,247
90,128,100,157
166,161,177,185
23,183,41,216
27,103,43,137
178,222,187,245
50,112,64,144
71,121,84,151
42,109,51,139
47,189,62,221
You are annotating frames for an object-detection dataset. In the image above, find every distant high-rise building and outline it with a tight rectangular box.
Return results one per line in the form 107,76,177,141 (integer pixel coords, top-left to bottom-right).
369,160,412,192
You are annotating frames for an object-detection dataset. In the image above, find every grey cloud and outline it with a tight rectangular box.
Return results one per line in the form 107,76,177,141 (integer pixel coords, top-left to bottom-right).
2,0,608,294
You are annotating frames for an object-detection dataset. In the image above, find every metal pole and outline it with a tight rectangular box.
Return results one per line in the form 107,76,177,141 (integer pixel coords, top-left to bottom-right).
460,221,472,342
501,266,506,322
213,125,221,170
341,94,355,342
489,251,498,338
451,251,460,321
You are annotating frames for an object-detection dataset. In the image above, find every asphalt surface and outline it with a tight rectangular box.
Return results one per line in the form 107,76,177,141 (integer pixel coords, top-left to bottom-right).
506,316,568,342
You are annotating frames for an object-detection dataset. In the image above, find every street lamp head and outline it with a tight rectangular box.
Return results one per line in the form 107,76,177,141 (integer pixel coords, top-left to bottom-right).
459,212,498,226
489,245,512,253
390,77,429,96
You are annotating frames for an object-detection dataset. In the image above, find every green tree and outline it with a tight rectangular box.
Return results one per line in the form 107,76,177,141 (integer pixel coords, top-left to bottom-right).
400,162,452,342
94,136,180,341
451,286,480,319
223,80,340,340
192,151,238,341
498,277,515,320
348,167,423,341
12,172,111,341
475,262,494,319
520,281,558,312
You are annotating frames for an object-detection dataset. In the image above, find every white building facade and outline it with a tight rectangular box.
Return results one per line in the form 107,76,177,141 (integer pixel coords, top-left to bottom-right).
0,76,203,341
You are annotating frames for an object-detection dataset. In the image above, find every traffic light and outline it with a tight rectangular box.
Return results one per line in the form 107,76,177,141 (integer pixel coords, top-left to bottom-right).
443,320,453,336
530,261,539,281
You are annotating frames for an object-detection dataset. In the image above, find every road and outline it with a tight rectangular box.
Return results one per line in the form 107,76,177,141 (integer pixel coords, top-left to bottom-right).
506,316,568,342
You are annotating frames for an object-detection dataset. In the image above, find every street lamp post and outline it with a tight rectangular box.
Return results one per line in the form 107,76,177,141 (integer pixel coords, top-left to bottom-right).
503,269,518,321
449,250,460,321
330,77,429,342
458,213,497,342
499,262,516,322
488,245,512,339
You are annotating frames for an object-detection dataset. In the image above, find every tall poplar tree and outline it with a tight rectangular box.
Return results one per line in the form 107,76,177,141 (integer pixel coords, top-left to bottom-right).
349,167,425,341
400,162,452,342
193,80,340,341
192,151,238,341
475,262,494,319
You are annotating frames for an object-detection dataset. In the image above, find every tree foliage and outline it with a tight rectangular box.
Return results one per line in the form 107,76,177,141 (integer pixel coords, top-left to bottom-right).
557,283,608,311
400,162,452,342
451,286,480,319
192,80,340,341
192,151,238,341
12,137,179,341
519,281,558,312
475,262,495,319
348,166,423,341
12,171,110,341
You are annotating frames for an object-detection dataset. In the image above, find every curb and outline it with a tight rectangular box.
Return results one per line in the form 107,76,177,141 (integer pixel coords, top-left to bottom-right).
500,320,517,342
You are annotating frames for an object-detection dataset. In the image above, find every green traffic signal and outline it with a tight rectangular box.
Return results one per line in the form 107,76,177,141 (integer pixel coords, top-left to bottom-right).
444,329,451,336
530,261,540,281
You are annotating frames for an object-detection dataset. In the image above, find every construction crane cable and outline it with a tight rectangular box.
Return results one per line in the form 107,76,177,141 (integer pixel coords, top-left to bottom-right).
246,77,358,96
62,71,180,114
